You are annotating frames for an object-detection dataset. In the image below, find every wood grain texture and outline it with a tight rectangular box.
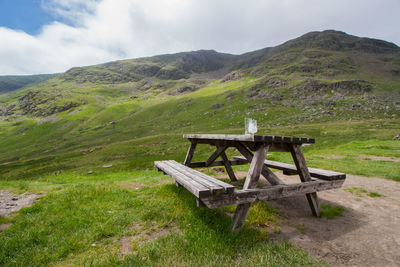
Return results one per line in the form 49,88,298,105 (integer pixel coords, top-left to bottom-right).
220,152,237,181
232,144,267,230
234,156,346,180
205,146,228,167
201,179,345,209
184,134,315,144
289,144,320,216
155,161,211,198
235,143,284,185
184,141,197,166
155,160,235,197
165,160,234,193
188,159,248,168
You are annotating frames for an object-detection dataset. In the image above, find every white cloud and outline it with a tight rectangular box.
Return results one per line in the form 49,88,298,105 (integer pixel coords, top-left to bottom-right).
0,0,399,75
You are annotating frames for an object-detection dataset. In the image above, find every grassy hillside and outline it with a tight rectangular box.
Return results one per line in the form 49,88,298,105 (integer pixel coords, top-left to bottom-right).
0,74,57,94
0,30,399,181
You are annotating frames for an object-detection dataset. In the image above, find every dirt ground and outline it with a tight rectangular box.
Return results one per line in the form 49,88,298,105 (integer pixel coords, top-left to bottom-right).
262,172,400,266
0,190,44,231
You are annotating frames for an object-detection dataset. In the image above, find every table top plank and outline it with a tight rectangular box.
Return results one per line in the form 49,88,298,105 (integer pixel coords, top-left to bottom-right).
183,134,315,144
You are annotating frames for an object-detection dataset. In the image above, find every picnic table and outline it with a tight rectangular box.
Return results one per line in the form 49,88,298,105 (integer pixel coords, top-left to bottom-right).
155,134,346,230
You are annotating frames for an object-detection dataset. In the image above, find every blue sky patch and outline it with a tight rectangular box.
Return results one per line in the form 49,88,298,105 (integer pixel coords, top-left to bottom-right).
0,0,56,34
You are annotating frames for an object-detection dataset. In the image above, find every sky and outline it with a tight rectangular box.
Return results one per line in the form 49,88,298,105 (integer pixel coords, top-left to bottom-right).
0,0,399,75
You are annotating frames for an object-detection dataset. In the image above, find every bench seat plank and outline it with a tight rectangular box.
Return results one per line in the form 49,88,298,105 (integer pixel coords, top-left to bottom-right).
155,160,235,198
234,156,345,180
163,161,225,195
165,160,235,194
155,161,211,198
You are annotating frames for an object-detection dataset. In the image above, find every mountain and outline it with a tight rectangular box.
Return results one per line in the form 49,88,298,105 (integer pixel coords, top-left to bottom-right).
0,74,57,94
0,30,399,180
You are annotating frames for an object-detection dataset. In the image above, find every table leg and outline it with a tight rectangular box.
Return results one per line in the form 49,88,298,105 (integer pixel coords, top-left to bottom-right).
289,144,320,216
236,142,284,185
184,140,197,166
220,151,237,181
205,146,228,167
231,143,267,230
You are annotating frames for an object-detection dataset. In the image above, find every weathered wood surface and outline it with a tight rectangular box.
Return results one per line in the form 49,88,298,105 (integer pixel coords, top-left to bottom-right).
184,141,197,166
220,152,237,181
184,134,315,144
234,156,346,180
155,160,235,198
155,161,211,198
235,143,284,185
166,160,234,193
290,144,320,217
201,179,345,209
205,146,228,166
188,159,248,168
231,144,267,230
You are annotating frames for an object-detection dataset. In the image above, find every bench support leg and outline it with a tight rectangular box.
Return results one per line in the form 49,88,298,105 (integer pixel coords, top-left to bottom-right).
184,140,197,166
290,144,320,216
220,152,237,181
205,146,228,167
232,144,267,231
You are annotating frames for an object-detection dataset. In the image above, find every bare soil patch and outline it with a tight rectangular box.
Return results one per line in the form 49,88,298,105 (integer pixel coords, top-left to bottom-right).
217,171,399,266
0,190,45,231
267,173,400,266
0,190,44,217
357,154,400,162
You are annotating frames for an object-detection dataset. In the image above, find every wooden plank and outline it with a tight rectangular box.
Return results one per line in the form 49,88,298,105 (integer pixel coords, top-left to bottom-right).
220,152,237,182
201,179,345,209
166,160,235,194
163,161,224,195
289,144,320,217
231,144,267,230
184,141,197,166
235,143,284,185
155,161,211,198
234,156,346,180
205,146,228,167
188,159,248,168
231,203,251,230
184,134,315,144
243,144,268,189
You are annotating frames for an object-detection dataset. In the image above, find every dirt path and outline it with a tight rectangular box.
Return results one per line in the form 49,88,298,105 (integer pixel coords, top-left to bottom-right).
263,173,400,266
0,190,44,231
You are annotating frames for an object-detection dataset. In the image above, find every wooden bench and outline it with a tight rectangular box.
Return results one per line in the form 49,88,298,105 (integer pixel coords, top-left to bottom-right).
155,159,345,210
155,160,235,205
234,156,345,181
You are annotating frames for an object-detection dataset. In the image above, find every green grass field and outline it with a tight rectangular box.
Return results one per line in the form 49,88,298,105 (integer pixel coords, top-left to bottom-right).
0,118,398,266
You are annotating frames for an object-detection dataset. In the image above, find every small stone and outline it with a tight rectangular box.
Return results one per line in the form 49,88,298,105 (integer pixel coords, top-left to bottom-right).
11,197,18,201
91,243,96,247
87,171,93,174
102,165,112,168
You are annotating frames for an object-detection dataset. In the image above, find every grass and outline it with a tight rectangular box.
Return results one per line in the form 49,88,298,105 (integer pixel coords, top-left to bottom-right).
0,171,323,266
345,187,368,197
319,204,345,219
367,192,385,197
345,187,385,198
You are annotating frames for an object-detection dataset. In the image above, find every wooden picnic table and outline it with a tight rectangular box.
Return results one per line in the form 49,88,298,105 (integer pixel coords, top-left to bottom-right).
155,133,346,231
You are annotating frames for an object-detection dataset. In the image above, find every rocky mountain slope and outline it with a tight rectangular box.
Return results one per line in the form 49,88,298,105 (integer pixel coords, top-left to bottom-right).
0,30,399,179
